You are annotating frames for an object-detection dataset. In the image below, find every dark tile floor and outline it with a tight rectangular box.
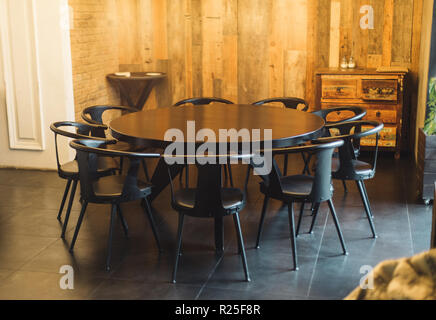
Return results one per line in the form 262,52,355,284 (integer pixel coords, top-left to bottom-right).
0,153,431,300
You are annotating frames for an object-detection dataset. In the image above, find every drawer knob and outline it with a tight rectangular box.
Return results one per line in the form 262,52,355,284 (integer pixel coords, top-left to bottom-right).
376,111,381,118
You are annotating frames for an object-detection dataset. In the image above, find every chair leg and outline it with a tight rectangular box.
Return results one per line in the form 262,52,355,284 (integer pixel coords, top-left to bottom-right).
61,179,78,239
309,203,321,234
287,203,298,271
143,198,162,253
356,180,377,238
327,199,348,255
256,196,270,249
142,159,151,182
105,204,117,271
234,218,242,255
172,213,185,284
361,182,374,218
227,165,234,187
214,217,224,255
283,154,288,176
296,202,305,237
233,213,251,282
57,179,72,221
69,200,88,252
116,204,129,237
342,180,348,193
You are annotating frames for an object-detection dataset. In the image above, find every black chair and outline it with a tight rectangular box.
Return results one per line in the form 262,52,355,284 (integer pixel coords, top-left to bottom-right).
69,139,162,271
251,97,309,178
312,106,367,159
303,106,367,193
81,105,151,180
253,97,309,112
166,153,251,283
50,122,118,238
81,105,138,129
255,140,347,271
173,97,235,188
313,120,384,239
312,106,367,125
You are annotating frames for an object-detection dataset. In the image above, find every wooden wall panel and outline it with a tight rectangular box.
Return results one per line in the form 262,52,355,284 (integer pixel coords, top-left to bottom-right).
70,0,423,115
167,0,186,104
330,1,341,68
392,0,414,64
237,0,271,104
222,0,238,103
317,0,332,69
306,0,317,109
190,0,203,97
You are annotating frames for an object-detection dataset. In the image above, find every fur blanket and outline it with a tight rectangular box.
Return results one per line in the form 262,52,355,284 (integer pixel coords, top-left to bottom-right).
346,249,436,300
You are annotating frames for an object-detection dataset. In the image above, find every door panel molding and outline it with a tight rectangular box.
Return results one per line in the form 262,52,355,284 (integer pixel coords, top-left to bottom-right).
0,0,45,151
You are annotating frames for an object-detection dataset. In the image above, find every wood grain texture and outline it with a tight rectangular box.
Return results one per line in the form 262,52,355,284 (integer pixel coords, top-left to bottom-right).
368,0,385,55
237,0,270,104
382,0,394,66
329,1,341,68
306,0,317,109
317,0,332,69
70,0,423,116
392,0,414,64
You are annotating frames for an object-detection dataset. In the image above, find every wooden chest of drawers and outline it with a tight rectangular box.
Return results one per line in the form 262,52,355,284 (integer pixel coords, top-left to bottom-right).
315,68,408,159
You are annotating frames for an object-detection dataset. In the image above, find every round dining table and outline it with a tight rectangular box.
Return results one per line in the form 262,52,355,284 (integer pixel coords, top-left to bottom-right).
110,103,325,254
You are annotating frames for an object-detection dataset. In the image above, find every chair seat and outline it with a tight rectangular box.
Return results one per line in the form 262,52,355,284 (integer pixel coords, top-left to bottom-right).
331,158,373,178
60,157,118,177
93,175,152,198
261,175,316,200
281,175,314,197
172,188,244,212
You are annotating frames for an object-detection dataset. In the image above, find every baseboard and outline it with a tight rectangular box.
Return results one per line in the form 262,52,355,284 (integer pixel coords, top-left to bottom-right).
0,165,56,172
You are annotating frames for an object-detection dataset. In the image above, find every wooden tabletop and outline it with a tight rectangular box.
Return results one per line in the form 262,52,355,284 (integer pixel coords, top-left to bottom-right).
110,104,325,148
315,68,408,75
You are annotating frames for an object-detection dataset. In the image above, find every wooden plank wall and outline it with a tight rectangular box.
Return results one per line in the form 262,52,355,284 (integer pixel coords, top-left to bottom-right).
72,0,423,113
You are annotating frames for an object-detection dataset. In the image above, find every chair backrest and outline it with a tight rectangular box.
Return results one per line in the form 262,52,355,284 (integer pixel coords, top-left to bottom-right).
253,97,309,111
70,139,160,202
265,140,344,203
320,120,384,179
174,97,234,107
166,153,251,217
81,105,138,137
50,121,110,173
311,106,367,124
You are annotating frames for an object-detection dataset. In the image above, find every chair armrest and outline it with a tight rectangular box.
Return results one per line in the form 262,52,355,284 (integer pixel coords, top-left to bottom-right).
70,139,161,159
81,105,138,125
50,121,108,139
262,140,344,155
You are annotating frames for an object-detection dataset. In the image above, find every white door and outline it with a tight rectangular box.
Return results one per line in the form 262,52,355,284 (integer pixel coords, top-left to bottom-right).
0,0,75,170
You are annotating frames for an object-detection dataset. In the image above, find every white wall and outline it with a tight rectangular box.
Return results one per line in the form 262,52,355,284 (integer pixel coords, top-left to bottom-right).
0,0,75,170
